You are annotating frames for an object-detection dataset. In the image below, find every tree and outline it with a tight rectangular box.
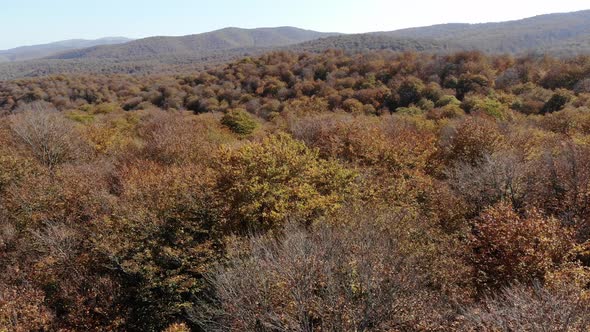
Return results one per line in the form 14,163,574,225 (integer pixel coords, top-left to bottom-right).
541,89,572,114
447,151,528,216
138,110,233,165
456,74,490,100
470,202,572,290
461,283,590,331
216,133,356,233
9,102,83,170
94,161,220,331
194,209,460,331
220,108,258,135
390,76,424,108
438,117,503,167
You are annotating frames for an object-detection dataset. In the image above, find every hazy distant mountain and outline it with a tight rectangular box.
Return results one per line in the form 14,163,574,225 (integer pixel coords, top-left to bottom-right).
49,27,337,60
288,34,458,53
47,10,590,63
1,10,590,80
379,10,590,54
0,37,133,62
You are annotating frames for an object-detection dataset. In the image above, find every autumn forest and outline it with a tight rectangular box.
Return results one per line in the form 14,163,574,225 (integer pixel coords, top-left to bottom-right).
1,43,590,331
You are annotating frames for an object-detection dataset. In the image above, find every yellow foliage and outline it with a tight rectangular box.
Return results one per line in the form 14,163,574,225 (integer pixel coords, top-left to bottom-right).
163,322,191,332
217,132,356,232
81,111,140,155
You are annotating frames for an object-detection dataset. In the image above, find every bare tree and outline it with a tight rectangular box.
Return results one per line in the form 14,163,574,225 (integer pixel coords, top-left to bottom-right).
447,150,528,215
193,210,455,331
9,102,81,170
460,282,590,331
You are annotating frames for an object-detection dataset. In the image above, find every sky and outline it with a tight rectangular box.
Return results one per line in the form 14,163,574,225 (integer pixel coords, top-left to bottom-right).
0,0,588,49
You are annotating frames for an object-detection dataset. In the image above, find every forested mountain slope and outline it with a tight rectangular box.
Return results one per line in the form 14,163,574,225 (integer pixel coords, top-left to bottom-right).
1,10,589,80
48,27,336,60
2,49,590,331
381,10,590,54
0,37,132,62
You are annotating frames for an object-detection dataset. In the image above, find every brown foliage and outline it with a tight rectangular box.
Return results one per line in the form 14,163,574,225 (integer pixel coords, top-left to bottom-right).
0,50,589,330
0,283,53,332
470,202,573,290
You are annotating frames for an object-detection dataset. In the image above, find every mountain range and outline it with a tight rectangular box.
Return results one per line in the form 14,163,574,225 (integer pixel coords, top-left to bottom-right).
48,27,336,60
0,37,132,63
380,10,590,54
0,9,589,80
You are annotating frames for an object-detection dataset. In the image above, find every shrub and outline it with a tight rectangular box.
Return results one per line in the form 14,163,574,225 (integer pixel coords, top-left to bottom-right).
0,284,53,332
220,108,258,135
461,96,510,120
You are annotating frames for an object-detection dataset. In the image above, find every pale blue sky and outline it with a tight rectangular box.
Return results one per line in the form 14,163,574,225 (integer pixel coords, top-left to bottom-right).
1,0,588,49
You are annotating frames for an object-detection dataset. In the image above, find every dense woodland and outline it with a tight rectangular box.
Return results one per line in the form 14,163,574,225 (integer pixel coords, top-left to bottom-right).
1,50,590,331
0,38,445,81
1,10,589,81
383,10,590,55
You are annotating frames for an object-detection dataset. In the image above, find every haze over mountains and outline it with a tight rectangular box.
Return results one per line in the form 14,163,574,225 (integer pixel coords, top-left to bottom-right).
49,27,336,60
0,9,588,80
380,10,590,54
0,37,132,63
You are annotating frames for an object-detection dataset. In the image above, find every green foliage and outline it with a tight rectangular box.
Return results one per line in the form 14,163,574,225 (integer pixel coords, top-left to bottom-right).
395,76,425,107
341,98,364,113
417,97,435,111
94,102,122,114
65,110,95,124
220,108,258,135
435,95,461,107
396,106,424,115
541,89,572,114
462,96,510,120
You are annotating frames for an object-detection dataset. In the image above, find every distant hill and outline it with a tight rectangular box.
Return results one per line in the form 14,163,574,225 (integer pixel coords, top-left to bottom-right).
0,50,262,80
0,36,454,81
379,10,590,55
0,37,132,62
46,10,590,62
288,34,458,53
1,10,590,80
49,27,337,60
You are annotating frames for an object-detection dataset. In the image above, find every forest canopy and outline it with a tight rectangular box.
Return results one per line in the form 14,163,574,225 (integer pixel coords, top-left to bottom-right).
1,49,590,331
